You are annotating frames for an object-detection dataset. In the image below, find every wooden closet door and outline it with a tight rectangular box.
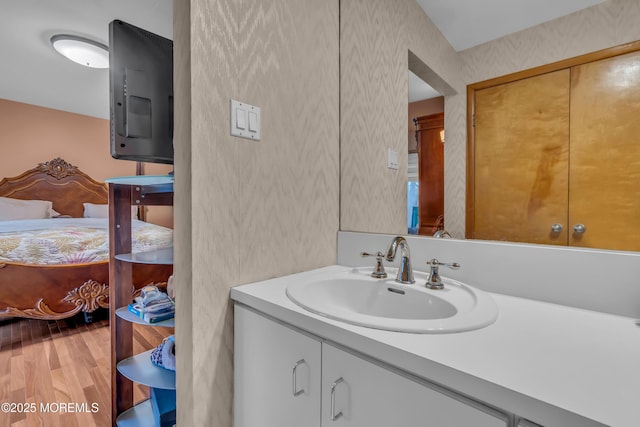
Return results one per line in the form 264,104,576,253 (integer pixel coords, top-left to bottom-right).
569,50,640,251
473,70,570,244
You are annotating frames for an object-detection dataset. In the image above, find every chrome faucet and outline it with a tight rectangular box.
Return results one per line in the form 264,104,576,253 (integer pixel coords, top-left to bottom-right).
433,229,452,238
425,258,460,289
386,236,415,284
360,251,388,278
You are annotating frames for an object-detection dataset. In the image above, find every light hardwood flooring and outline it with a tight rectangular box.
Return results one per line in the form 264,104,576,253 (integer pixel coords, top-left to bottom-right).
0,311,172,427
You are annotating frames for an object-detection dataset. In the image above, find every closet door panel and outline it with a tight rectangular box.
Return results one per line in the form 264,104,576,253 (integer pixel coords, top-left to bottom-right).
473,69,570,244
569,50,640,251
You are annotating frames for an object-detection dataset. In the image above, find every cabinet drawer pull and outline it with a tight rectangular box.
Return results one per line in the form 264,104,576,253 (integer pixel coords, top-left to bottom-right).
292,359,306,397
330,377,344,421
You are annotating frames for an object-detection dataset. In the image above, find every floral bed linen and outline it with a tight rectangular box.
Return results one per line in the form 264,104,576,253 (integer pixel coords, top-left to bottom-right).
0,218,173,265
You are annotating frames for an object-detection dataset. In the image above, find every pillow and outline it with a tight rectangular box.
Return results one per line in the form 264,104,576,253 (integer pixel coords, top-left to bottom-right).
0,197,55,220
83,203,138,219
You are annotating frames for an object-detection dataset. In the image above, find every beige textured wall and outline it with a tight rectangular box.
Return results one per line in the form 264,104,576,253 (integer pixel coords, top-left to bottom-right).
176,0,339,425
340,0,463,234
173,0,192,425
461,0,640,83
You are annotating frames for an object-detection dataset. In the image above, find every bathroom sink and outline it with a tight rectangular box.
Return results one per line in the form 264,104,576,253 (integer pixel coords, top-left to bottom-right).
285,268,498,333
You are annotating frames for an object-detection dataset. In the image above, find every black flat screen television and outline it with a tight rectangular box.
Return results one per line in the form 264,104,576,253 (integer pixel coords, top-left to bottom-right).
109,19,173,164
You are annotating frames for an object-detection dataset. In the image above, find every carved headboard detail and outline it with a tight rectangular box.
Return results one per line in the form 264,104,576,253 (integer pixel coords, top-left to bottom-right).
36,157,80,180
0,158,108,218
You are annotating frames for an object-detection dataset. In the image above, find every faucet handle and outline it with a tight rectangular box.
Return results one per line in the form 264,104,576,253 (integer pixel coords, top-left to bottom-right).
426,259,460,270
361,251,388,279
425,258,460,289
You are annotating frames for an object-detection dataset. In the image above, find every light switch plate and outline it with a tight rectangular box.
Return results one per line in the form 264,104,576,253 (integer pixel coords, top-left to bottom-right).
231,99,261,141
387,148,399,170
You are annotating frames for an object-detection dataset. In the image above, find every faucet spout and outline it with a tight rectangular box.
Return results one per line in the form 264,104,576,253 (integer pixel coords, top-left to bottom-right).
386,236,415,284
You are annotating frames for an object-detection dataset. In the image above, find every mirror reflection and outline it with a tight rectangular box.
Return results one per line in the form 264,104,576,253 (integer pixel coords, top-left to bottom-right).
407,43,640,253
338,0,639,254
407,70,444,237
467,45,640,252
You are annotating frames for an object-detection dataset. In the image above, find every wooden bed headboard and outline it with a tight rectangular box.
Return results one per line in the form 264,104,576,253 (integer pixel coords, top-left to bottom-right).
0,158,108,218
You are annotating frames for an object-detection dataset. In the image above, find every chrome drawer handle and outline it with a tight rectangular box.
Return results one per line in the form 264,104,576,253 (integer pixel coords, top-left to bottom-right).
330,377,344,421
292,359,306,397
551,223,563,233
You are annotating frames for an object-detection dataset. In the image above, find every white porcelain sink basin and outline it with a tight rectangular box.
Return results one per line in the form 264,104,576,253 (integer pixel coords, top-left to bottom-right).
286,268,498,333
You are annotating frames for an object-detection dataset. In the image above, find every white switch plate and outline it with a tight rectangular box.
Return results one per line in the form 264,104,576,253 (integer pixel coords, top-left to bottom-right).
230,99,261,141
387,148,399,170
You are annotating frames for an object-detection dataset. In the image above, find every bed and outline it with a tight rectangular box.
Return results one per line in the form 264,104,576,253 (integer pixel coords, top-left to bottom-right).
0,158,173,320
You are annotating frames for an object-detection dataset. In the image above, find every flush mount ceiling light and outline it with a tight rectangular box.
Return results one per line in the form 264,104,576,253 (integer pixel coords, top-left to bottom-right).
50,35,109,69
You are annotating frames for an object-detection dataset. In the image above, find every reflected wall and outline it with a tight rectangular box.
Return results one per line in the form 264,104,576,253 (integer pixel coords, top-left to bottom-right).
340,0,463,235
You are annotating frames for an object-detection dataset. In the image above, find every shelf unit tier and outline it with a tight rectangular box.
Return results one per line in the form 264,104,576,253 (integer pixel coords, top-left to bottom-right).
115,246,174,265
117,349,176,390
116,306,175,328
107,175,174,206
105,175,173,187
115,399,154,427
109,177,175,423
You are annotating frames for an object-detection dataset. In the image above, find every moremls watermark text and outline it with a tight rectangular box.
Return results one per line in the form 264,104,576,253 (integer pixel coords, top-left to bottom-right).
1,402,100,413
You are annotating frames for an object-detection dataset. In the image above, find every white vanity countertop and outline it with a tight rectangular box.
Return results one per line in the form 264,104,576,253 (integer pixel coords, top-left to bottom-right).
230,265,640,427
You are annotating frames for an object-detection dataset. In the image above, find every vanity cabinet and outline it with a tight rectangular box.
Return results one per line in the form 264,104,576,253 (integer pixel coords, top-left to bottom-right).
234,305,321,427
234,305,510,427
322,343,507,426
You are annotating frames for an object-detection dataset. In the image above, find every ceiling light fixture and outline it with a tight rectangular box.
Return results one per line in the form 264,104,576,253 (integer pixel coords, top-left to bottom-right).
50,35,109,69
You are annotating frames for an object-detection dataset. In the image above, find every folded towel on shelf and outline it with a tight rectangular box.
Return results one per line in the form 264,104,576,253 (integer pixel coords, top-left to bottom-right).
150,335,176,371
128,285,175,323
136,285,173,307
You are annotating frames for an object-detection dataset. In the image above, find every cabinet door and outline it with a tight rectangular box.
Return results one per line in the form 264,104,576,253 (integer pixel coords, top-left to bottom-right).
234,305,321,427
472,69,570,245
321,344,507,427
569,50,640,251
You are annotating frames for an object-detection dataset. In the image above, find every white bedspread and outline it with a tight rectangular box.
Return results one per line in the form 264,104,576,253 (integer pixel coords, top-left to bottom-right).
0,218,173,265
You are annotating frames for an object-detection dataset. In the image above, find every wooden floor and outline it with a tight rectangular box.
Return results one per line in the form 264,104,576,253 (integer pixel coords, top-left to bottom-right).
0,311,172,427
